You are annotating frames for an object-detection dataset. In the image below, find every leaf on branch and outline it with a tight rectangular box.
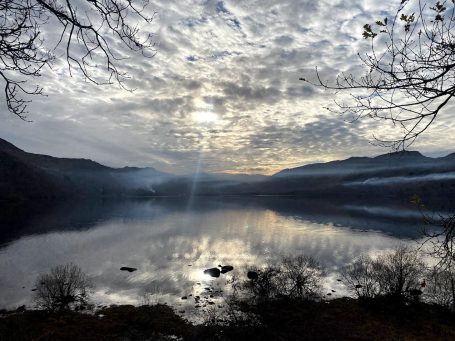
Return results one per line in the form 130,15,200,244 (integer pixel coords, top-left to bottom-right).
410,194,422,205
431,1,447,13
363,24,377,39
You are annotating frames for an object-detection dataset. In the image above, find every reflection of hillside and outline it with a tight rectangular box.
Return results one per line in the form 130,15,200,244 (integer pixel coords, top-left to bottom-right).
0,196,446,246
0,199,166,245
252,197,429,239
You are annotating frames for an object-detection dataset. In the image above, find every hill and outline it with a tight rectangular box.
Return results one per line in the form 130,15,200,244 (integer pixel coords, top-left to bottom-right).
2,137,455,202
274,151,441,177
0,138,170,200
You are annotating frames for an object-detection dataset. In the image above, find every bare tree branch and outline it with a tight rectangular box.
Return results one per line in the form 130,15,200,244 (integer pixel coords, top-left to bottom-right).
301,0,455,150
0,0,156,119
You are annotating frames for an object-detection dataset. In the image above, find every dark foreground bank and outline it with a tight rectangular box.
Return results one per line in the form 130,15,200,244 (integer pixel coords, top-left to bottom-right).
1,297,455,341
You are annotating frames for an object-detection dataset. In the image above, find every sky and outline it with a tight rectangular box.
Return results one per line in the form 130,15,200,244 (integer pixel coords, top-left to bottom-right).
1,0,455,175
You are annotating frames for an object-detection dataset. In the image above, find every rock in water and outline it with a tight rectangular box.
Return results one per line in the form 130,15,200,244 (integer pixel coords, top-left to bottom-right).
220,265,234,274
247,271,258,280
120,267,137,272
203,267,221,278
408,289,423,296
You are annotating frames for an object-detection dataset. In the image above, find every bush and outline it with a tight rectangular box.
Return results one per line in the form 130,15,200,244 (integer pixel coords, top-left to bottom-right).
374,245,426,298
426,267,455,310
342,255,380,299
243,266,280,301
243,255,323,301
34,263,92,312
279,255,323,299
342,246,427,300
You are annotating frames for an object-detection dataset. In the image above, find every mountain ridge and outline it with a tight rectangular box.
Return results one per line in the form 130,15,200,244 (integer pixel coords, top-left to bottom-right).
1,137,455,200
273,150,447,177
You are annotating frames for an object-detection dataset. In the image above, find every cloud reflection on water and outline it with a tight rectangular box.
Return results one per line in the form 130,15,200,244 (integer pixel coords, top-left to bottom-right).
0,198,424,309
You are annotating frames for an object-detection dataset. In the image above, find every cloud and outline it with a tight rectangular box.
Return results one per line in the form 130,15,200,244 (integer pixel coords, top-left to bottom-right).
0,0,452,174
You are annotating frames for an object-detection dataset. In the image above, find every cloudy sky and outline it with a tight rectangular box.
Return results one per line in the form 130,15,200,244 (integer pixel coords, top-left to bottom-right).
1,0,455,175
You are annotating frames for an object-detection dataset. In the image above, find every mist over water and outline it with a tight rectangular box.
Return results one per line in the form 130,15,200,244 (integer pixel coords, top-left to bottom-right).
345,172,455,186
0,197,434,310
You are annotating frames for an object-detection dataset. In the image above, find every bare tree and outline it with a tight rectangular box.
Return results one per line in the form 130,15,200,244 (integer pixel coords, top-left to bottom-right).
301,0,455,150
34,263,92,312
425,266,455,309
417,201,455,268
0,0,156,119
242,255,323,301
279,255,323,299
373,245,427,298
342,247,427,300
243,265,280,301
341,255,381,299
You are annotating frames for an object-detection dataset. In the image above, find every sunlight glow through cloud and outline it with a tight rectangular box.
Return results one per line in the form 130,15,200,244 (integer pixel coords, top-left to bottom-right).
0,0,452,174
192,111,219,124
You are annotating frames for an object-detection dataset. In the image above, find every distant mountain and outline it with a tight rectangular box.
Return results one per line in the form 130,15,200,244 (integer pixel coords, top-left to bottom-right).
0,138,171,200
250,151,455,201
183,172,268,183
150,150,455,201
1,137,455,202
274,151,436,177
213,173,268,182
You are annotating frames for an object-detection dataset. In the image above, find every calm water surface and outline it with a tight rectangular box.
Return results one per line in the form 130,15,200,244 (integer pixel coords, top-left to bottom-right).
0,197,435,310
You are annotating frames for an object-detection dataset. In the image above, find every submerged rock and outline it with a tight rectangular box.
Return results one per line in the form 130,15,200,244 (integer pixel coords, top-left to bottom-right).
120,267,137,272
247,271,258,280
220,265,234,274
203,267,221,278
408,289,423,296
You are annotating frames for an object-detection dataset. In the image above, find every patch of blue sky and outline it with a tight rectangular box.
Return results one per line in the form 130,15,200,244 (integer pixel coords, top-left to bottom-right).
227,18,241,30
216,1,230,15
182,16,208,28
186,55,198,62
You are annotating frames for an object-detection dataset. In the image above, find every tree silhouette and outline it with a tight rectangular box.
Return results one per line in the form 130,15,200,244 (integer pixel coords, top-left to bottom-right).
34,263,92,312
0,0,156,119
301,0,455,150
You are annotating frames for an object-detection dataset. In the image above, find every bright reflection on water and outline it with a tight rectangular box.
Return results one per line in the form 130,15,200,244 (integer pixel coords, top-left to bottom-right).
0,197,432,310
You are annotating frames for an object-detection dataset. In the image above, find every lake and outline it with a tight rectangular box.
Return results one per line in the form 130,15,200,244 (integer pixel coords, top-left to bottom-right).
0,196,440,311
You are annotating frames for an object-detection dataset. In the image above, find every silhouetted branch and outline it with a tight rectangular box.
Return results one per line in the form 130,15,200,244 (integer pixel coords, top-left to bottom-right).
302,0,455,150
0,0,156,119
